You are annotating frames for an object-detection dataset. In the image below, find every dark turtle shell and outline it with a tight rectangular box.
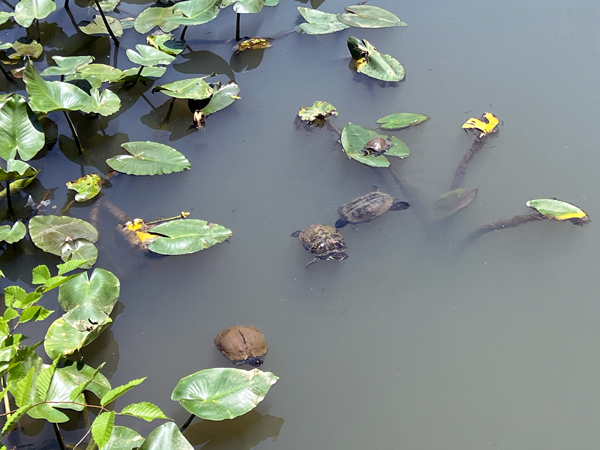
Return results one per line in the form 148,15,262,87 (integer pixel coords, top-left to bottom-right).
215,325,268,366
362,137,393,156
336,191,409,228
291,224,347,266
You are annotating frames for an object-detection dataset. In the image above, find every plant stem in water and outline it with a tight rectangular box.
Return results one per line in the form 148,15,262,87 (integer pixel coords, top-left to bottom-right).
180,413,195,433
5,181,12,216
63,111,83,154
53,423,67,450
164,97,176,123
180,25,188,41
35,18,41,43
93,0,120,46
465,213,546,244
235,13,241,41
134,65,144,84
450,137,484,191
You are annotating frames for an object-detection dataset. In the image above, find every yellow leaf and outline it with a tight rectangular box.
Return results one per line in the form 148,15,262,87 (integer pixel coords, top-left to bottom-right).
462,112,499,138
135,231,157,244
235,37,272,52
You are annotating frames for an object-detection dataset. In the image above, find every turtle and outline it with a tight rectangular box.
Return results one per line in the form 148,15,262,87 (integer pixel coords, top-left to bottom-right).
215,325,268,366
335,190,409,228
361,137,393,156
291,224,348,268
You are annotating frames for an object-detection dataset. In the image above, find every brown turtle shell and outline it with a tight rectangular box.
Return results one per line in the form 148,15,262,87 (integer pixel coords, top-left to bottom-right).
362,137,393,156
337,191,395,224
215,325,268,366
295,224,347,260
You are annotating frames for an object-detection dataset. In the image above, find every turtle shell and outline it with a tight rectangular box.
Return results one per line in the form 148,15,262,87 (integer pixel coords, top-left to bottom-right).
362,137,393,156
215,325,268,366
337,191,394,224
294,224,347,260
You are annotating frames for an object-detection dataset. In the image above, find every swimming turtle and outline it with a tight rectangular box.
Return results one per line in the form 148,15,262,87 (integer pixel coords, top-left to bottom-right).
215,325,268,366
291,224,348,268
335,190,409,228
362,137,393,156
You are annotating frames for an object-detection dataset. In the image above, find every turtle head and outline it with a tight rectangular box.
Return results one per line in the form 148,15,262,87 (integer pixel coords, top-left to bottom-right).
248,357,264,367
328,251,348,261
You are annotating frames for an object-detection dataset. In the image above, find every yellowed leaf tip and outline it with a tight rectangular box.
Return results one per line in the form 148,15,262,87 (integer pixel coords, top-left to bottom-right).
462,112,499,138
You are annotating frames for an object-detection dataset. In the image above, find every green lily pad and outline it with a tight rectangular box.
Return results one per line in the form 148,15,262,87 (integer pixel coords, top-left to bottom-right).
0,11,14,25
120,66,167,81
135,3,182,33
170,0,222,26
126,44,176,67
79,15,124,37
139,423,192,450
337,5,406,28
14,0,56,28
431,188,478,221
66,64,124,89
152,77,212,100
44,316,112,360
0,222,26,244
0,94,45,161
9,38,43,59
107,141,191,176
201,81,240,115
105,426,144,450
347,37,404,82
233,0,264,14
0,159,39,181
93,0,119,12
66,174,103,202
88,88,121,116
0,171,39,200
376,113,429,130
298,101,337,127
147,33,185,55
341,124,408,167
41,56,94,77
146,219,232,255
171,368,278,421
526,199,590,225
295,7,349,35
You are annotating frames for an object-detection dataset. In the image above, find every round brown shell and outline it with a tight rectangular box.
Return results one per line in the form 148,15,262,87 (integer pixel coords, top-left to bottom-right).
337,191,394,224
297,224,347,259
215,325,268,366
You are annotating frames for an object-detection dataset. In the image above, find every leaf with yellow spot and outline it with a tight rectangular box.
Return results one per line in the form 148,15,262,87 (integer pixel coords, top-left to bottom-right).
526,198,590,225
298,101,338,127
347,37,404,82
462,112,499,138
66,173,103,202
235,37,272,52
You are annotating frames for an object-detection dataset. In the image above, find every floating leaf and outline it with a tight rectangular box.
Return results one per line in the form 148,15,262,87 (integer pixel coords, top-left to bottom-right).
295,7,348,35
66,174,102,202
41,56,94,77
376,112,428,130
44,316,112,360
147,33,185,55
14,0,56,28
526,199,590,225
337,5,406,28
107,141,190,176
201,81,240,115
0,94,45,161
146,219,232,255
233,0,264,14
120,66,167,81
139,422,193,450
170,0,221,26
152,77,212,100
9,38,43,59
341,124,408,167
67,64,124,89
298,101,337,127
135,4,182,33
126,44,176,67
0,11,14,25
235,37,272,52
462,112,499,138
88,88,121,116
79,15,124,37
105,426,144,450
431,188,478,221
347,37,404,82
0,160,39,181
0,222,26,244
171,368,278,421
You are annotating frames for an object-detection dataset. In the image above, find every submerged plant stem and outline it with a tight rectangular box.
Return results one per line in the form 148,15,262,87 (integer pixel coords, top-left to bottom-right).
450,138,484,191
5,181,12,216
180,25,188,41
63,111,83,155
93,0,120,46
35,18,41,43
164,97,176,123
134,65,144,84
180,413,195,433
235,13,241,42
53,423,67,450
465,213,545,244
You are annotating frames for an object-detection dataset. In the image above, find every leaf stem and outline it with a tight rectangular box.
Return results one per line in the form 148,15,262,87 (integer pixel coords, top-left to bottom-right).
134,65,144,84
35,18,41,44
164,97,176,123
179,413,195,433
180,25,188,41
450,137,484,191
92,0,120,46
465,213,546,244
53,423,67,450
235,13,241,42
5,181,12,216
63,111,83,155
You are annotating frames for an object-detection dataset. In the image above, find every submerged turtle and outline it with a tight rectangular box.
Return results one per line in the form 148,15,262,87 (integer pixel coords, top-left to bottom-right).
335,190,409,228
291,224,348,268
215,325,268,366
362,137,393,156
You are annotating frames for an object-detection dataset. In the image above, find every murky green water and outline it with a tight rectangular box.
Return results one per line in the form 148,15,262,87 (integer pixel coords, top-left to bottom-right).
3,0,600,448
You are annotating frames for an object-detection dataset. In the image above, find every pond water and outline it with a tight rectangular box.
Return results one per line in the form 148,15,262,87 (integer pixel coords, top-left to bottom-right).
3,0,600,448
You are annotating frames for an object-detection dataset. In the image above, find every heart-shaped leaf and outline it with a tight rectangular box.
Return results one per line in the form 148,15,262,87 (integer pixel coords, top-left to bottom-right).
170,0,222,26
337,5,406,28
295,7,349,34
107,141,190,176
526,199,590,225
147,33,185,55
376,113,428,130
347,37,404,82
139,422,193,450
298,101,337,127
135,3,182,33
0,222,26,244
14,0,56,27
126,44,176,66
79,15,123,37
152,77,212,100
233,0,264,14
44,316,112,360
41,56,94,77
201,81,240,115
341,124,408,167
147,219,232,255
0,94,45,161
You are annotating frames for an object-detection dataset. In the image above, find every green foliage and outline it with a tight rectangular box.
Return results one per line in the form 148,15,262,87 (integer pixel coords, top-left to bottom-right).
376,112,429,130
147,219,232,255
120,402,170,422
135,4,182,33
298,100,338,126
295,7,348,35
201,81,240,115
92,411,116,449
79,15,124,37
0,221,27,244
341,124,409,167
14,0,56,28
104,426,144,450
40,55,95,77
526,198,590,223
347,37,405,82
126,44,176,67
9,38,43,59
337,5,407,28
107,141,191,175
152,77,213,99
146,33,186,55
232,0,265,14
170,0,222,26
101,378,146,406
66,174,103,202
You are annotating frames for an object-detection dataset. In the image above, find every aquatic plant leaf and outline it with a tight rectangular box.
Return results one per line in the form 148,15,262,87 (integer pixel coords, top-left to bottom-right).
135,4,182,33
41,56,94,77
121,402,169,422
431,188,478,221
58,268,119,332
54,360,111,400
146,219,232,255
147,33,185,55
0,159,38,181
341,124,408,167
0,11,14,25
9,38,43,59
61,240,97,269
104,426,144,450
376,112,429,130
29,215,98,260
170,0,221,26
235,37,272,51
233,0,264,14
92,411,115,450
0,94,44,161
87,88,121,116
66,174,102,202
24,60,91,113
201,81,240,115
107,141,191,176
126,44,176,66
347,37,404,82
94,0,120,11
120,66,167,81
298,101,337,126
265,0,277,5
14,0,56,27
139,422,192,450
44,316,112,360
79,15,124,37
0,222,26,244
526,199,590,224
337,5,406,28
171,368,278,421
0,172,38,200
152,77,212,100
295,7,348,34
67,64,124,89
462,112,499,138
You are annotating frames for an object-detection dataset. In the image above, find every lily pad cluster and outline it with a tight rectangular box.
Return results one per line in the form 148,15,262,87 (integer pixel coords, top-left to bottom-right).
296,5,406,35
